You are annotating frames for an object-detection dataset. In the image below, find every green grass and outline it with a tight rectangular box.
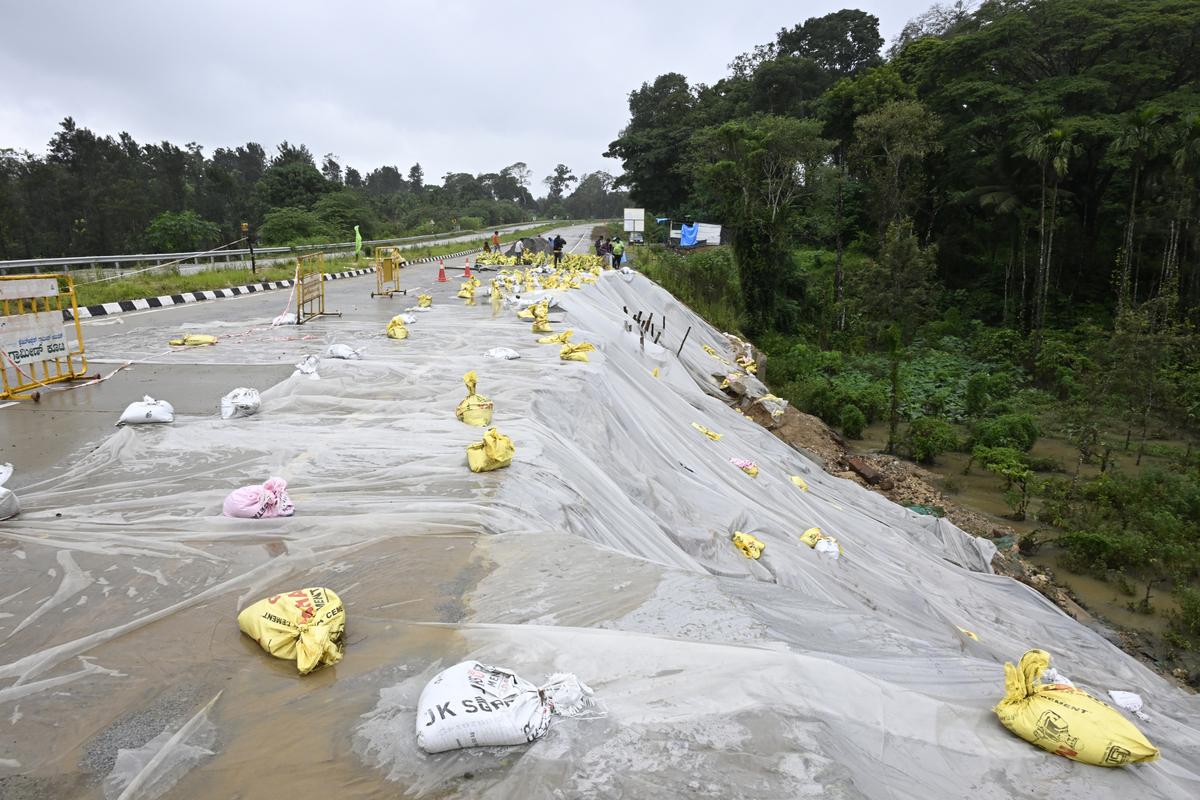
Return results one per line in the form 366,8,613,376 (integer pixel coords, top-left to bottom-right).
69,223,577,307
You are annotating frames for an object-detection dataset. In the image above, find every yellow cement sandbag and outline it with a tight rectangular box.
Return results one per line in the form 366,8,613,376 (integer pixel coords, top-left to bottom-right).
732,531,765,559
531,301,551,333
720,372,744,390
993,649,1159,766
417,294,433,308
386,316,409,339
651,367,660,378
538,329,574,345
737,355,758,374
237,587,346,675
455,370,494,427
517,307,534,319
691,423,722,441
457,282,475,300
169,334,218,347
467,427,515,472
790,475,809,491
800,526,843,557
560,342,595,362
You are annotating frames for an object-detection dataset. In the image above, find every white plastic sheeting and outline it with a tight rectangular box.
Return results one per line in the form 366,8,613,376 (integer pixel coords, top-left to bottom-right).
1,261,1198,799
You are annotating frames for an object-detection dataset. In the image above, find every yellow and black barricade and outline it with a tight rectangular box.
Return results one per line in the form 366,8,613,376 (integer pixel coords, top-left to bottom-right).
0,274,88,400
295,253,341,324
372,246,407,298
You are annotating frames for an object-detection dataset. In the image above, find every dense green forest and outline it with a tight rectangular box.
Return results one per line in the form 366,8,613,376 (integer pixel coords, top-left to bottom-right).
0,124,627,257
608,0,1200,652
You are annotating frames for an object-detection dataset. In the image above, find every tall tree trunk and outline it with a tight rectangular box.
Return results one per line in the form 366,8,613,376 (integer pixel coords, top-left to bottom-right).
834,162,846,331
887,352,900,455
1119,165,1140,310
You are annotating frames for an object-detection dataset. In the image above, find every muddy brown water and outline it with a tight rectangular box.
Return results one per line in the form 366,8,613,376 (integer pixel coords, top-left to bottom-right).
856,421,1184,633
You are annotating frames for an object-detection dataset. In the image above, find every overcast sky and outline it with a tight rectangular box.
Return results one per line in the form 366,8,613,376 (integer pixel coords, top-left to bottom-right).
0,0,930,189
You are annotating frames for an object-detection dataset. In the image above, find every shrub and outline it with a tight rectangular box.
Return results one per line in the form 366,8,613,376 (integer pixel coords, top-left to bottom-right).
964,372,990,416
840,404,867,438
901,416,957,464
143,210,221,252
973,412,1039,451
258,206,335,245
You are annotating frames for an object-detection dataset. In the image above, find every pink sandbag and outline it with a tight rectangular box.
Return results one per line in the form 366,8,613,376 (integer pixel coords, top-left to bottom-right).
222,477,295,519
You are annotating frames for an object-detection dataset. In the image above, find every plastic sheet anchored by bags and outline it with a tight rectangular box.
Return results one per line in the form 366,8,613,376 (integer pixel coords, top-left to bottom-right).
467,427,514,473
560,342,595,362
732,531,765,559
0,463,19,521
220,387,261,419
222,476,295,519
993,649,1159,766
237,587,345,675
117,396,175,426
455,371,494,427
415,661,594,753
386,315,409,340
169,334,218,347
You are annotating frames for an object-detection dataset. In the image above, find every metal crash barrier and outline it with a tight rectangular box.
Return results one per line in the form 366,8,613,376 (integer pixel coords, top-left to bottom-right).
372,246,407,298
0,274,88,400
295,253,341,324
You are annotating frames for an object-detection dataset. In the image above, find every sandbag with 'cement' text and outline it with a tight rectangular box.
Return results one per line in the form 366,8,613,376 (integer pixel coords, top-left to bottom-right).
993,649,1158,766
237,587,345,674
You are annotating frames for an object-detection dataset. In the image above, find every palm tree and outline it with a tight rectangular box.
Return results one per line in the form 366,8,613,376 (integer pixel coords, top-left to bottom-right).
1113,107,1164,310
1018,109,1078,340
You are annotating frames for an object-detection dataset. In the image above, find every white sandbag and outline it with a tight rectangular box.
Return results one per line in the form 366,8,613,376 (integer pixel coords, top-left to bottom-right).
220,387,261,420
484,348,520,360
1109,690,1151,721
415,661,594,754
117,396,175,426
0,463,18,520
814,538,841,560
410,306,433,313
327,344,361,360
272,312,297,326
397,313,417,324
294,354,320,380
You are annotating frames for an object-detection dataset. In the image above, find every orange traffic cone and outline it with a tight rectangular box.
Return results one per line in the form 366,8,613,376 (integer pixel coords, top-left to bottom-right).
463,257,472,279
437,260,447,282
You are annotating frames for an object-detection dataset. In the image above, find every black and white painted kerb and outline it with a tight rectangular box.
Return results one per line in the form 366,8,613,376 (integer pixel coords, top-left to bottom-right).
64,247,482,321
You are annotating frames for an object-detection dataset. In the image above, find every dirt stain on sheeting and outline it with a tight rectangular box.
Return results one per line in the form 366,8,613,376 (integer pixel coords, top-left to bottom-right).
3,535,487,798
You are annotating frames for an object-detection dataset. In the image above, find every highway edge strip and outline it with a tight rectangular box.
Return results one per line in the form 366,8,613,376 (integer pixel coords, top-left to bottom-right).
62,247,482,321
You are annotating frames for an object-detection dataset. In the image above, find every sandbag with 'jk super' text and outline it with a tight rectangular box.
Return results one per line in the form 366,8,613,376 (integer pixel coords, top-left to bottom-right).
237,587,345,674
415,661,594,753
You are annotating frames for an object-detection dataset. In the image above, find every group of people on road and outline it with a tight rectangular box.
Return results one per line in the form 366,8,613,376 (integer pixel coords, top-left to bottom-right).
595,235,625,268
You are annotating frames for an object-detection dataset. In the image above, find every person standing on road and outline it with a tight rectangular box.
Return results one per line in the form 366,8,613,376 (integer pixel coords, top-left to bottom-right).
514,238,525,264
492,230,501,250
552,234,566,268
595,236,603,256
602,237,613,268
612,236,625,267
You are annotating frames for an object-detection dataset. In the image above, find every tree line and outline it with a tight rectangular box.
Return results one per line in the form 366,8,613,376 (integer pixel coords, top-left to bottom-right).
0,121,628,257
614,1,1200,653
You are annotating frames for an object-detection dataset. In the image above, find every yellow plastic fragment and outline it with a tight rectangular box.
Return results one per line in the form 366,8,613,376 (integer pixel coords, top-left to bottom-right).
691,423,723,441
237,587,346,675
455,370,493,427
169,334,217,346
651,367,660,378
789,475,809,492
732,531,765,559
956,626,979,641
